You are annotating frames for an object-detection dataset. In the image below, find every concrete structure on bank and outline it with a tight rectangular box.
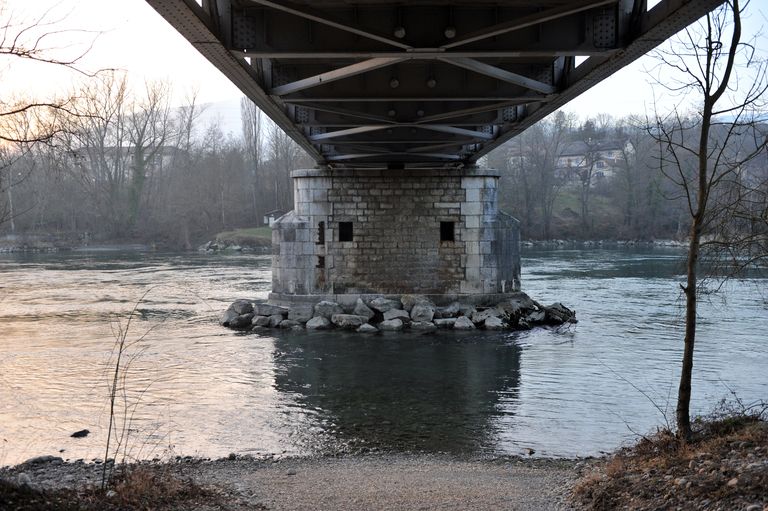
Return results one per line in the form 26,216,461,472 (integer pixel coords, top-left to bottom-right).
270,167,519,301
147,0,722,303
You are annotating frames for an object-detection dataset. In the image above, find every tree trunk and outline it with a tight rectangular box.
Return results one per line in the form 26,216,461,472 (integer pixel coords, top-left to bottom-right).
677,217,700,441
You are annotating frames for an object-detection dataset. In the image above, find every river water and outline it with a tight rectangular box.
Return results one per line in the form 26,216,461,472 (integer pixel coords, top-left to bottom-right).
0,248,766,466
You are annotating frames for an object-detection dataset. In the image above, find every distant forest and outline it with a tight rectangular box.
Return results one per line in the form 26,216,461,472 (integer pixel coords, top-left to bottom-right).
1,73,765,248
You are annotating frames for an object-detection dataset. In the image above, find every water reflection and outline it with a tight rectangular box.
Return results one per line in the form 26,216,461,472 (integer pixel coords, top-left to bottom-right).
271,331,521,455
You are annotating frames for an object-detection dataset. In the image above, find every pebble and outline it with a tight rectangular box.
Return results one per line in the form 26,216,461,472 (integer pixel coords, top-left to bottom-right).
726,477,739,487
745,505,761,511
286,469,297,476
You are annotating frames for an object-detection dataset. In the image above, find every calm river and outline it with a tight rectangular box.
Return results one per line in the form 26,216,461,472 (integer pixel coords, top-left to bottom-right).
0,248,766,466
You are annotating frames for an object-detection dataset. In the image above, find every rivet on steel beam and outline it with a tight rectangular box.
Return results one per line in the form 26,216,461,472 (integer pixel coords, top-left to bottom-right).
444,27,456,39
388,109,397,117
394,26,406,39
417,109,425,117
426,78,437,88
390,78,400,88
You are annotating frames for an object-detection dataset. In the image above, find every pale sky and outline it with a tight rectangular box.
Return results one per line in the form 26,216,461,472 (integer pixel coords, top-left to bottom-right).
2,0,765,122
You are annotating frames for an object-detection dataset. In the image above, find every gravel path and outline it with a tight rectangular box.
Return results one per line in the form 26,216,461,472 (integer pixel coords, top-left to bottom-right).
192,455,579,510
1,455,580,510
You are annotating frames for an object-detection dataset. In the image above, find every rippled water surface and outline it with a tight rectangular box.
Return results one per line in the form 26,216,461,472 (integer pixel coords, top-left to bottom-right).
0,248,766,465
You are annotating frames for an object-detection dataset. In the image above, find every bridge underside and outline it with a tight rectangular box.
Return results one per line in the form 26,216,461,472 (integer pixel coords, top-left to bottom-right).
148,0,720,168
148,0,720,300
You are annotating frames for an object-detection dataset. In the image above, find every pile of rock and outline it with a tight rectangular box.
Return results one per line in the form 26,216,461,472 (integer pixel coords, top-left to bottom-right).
220,292,576,334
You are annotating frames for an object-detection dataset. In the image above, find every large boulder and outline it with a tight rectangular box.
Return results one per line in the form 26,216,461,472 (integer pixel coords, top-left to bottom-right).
219,309,238,327
357,323,378,333
383,309,410,322
378,318,404,331
453,316,476,330
331,314,369,329
288,304,315,323
314,301,343,319
368,297,401,313
410,303,435,323
435,302,476,319
497,293,536,317
251,315,270,327
543,303,577,325
268,314,285,328
525,310,546,324
353,298,375,321
306,316,332,330
410,321,437,332
400,294,432,312
471,307,503,325
254,303,289,317
230,299,254,315
484,316,505,330
279,319,302,329
229,313,254,329
434,318,457,329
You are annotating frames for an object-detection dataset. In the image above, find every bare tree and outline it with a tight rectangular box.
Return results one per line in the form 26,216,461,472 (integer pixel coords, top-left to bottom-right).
241,97,264,222
0,2,98,229
651,0,768,440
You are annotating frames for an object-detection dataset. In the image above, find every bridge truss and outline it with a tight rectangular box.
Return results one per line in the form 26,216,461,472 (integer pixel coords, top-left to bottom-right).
147,0,721,167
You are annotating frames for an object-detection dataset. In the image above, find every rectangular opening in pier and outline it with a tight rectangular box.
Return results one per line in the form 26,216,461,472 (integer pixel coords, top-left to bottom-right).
339,222,353,242
440,221,455,242
317,221,325,245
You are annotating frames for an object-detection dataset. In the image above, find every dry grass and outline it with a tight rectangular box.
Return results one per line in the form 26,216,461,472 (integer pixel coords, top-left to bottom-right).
572,412,768,511
1,466,248,511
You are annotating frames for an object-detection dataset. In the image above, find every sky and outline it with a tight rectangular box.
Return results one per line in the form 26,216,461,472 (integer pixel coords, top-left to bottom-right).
1,0,766,128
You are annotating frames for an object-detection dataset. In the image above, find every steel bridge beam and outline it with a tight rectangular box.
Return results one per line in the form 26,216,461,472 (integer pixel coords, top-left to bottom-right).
146,0,724,167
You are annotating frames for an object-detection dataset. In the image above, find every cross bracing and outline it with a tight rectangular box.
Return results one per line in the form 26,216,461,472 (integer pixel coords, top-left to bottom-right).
147,0,722,168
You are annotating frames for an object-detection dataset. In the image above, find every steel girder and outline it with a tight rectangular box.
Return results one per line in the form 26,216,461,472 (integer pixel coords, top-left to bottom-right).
146,0,723,168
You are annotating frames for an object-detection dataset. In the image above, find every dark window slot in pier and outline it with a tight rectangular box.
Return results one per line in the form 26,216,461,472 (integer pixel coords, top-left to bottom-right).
339,222,353,242
440,221,455,242
317,221,325,245
316,256,325,268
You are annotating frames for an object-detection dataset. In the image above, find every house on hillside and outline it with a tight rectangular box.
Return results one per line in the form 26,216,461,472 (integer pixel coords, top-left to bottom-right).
556,139,634,182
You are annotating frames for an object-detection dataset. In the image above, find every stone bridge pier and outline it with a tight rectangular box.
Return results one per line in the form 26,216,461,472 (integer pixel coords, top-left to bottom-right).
270,167,520,306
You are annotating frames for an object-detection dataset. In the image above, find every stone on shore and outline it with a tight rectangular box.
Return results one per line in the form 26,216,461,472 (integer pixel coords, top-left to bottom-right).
252,315,270,327
470,308,502,325
368,297,401,313
221,291,576,335
268,314,285,328
230,299,254,315
229,313,254,329
526,310,546,323
353,298,375,321
543,303,577,325
255,303,289,317
383,309,410,322
219,309,239,327
379,318,404,331
410,303,435,323
331,314,368,329
484,316,505,330
410,321,437,332
400,294,432,312
436,302,475,319
314,301,343,319
306,316,332,330
434,318,457,329
288,304,314,323
453,316,476,330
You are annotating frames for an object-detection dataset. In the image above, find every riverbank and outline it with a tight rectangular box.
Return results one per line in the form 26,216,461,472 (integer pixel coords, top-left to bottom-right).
0,454,578,511
3,415,767,510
